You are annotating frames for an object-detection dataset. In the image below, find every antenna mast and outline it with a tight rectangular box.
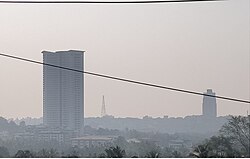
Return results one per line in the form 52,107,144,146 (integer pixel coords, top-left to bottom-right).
101,95,107,117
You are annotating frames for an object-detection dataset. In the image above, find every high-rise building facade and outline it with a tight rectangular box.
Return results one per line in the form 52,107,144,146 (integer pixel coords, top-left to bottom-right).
43,50,84,133
202,89,217,118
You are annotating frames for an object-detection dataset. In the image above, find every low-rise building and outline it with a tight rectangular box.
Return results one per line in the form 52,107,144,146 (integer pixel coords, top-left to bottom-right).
0,131,11,141
38,131,64,143
71,136,113,148
127,138,141,143
14,132,35,140
168,139,193,149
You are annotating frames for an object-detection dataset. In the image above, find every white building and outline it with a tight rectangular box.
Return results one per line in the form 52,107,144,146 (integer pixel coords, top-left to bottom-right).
202,89,217,118
38,131,64,143
42,50,84,134
0,131,11,141
14,132,35,140
71,136,113,148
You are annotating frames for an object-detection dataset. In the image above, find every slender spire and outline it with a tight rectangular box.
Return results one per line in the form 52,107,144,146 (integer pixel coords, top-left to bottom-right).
101,95,107,117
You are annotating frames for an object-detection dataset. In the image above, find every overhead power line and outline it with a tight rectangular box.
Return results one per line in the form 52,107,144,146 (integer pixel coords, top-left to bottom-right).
0,52,249,104
0,0,225,4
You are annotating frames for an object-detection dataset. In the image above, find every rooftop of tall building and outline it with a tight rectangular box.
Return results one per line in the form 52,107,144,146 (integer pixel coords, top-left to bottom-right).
42,50,84,54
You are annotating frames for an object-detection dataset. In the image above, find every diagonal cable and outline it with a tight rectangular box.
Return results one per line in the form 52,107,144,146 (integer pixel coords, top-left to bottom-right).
0,0,225,4
0,52,249,104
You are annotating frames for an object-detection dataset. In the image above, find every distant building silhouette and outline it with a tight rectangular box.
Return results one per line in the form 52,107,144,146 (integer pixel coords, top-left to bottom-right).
202,89,217,118
42,50,84,134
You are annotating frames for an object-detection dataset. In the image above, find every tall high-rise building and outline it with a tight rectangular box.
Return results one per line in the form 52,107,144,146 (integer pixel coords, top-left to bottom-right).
42,50,84,133
202,89,217,118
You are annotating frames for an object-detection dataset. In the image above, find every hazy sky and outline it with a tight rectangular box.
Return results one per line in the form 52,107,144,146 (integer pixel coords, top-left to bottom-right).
0,0,249,119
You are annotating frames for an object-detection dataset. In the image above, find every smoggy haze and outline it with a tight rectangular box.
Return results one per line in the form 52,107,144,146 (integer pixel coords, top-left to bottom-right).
0,0,249,118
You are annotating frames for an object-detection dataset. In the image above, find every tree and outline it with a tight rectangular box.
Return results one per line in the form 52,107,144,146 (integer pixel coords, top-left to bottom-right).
47,148,59,158
65,148,79,158
134,141,160,157
191,115,249,158
161,147,174,158
172,150,182,158
220,115,250,157
19,121,26,127
190,143,209,158
98,153,106,158
191,135,242,158
145,150,160,158
208,136,240,157
36,148,59,158
14,150,35,158
113,136,128,149
105,146,126,158
37,149,48,158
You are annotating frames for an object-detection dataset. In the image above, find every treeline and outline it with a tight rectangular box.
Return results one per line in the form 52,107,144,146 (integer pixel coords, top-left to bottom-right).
1,115,249,158
0,117,21,133
85,115,228,134
191,115,250,158
0,134,191,157
0,143,189,158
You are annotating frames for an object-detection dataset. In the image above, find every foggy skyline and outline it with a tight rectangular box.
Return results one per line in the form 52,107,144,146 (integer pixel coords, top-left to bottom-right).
0,0,249,118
